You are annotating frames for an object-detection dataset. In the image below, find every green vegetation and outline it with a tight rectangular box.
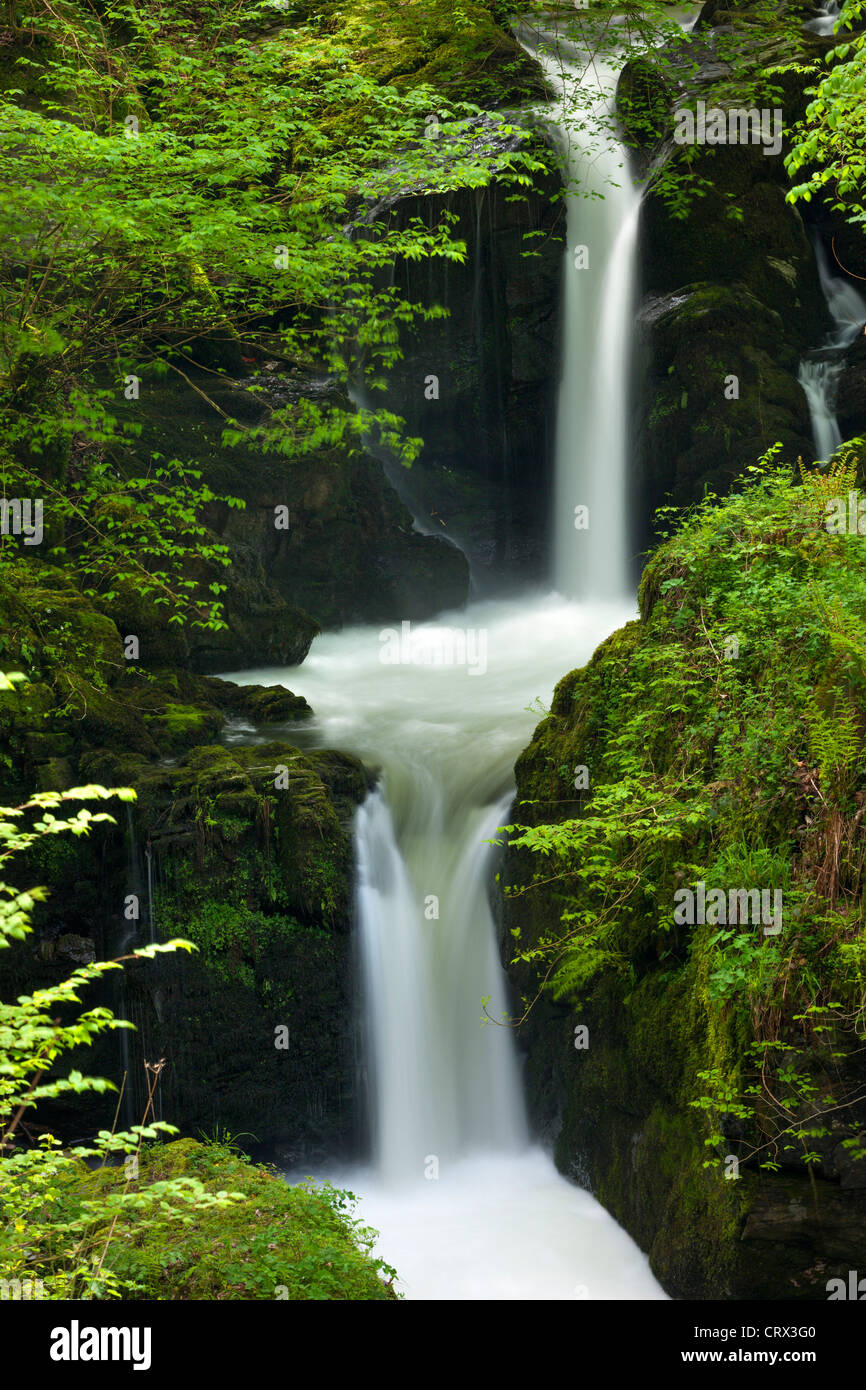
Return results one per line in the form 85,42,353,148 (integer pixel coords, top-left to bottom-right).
0,0,547,638
3,0,866,1304
783,0,866,235
23,1137,397,1300
0,767,394,1299
503,444,866,1178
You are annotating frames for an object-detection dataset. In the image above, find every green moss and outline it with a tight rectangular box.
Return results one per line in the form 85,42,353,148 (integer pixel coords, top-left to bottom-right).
505,453,866,1296
56,1139,397,1300
144,701,223,749
320,0,546,106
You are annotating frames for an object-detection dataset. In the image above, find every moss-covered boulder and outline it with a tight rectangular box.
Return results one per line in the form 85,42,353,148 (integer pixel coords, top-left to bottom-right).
119,743,371,1156
0,561,314,790
323,0,547,107
635,283,815,524
40,1139,397,1300
0,736,373,1156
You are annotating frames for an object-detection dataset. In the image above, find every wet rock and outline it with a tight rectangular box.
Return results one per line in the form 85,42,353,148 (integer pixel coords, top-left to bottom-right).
634,282,814,522
368,122,565,590
626,1,831,548
56,934,96,964
837,332,866,441
199,678,312,724
106,369,469,665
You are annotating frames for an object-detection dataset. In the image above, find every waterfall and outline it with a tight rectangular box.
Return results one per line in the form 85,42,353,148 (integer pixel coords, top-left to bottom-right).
226,595,663,1298
804,0,841,34
520,22,641,600
799,236,866,461
356,787,525,1184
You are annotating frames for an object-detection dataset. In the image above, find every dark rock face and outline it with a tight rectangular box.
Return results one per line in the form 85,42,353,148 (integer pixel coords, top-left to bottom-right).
0,563,369,1156
639,143,827,344
108,371,469,673
367,126,565,590
634,279,815,525
1,738,373,1159
619,8,834,556
830,223,866,284
838,334,866,441
120,742,372,1158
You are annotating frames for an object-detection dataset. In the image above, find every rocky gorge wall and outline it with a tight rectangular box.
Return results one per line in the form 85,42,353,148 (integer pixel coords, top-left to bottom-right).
501,581,866,1299
368,126,565,589
619,0,866,561
0,558,374,1156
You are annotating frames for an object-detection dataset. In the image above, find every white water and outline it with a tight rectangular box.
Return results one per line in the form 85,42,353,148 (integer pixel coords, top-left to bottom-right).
519,22,641,600
223,595,665,1299
356,787,526,1182
804,0,841,35
799,237,866,461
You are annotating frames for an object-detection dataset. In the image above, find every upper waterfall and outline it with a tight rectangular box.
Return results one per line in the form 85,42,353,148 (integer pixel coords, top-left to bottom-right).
519,22,641,601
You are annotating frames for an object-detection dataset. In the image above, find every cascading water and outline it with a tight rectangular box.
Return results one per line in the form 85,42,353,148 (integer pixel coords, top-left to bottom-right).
356,787,525,1185
799,236,866,460
804,0,841,34
519,21,642,600
223,16,665,1298
227,597,661,1298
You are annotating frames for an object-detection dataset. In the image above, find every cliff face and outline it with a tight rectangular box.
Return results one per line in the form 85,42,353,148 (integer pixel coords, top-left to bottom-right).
107,371,470,672
371,125,564,589
618,0,866,558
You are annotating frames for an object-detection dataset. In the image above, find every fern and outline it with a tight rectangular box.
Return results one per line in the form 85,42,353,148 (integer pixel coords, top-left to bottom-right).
806,691,862,789
799,440,861,519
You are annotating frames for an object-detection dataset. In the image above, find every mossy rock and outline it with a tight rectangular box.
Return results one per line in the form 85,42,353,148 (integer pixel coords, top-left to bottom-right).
198,677,312,724
504,466,866,1297
320,0,547,106
617,53,676,154
51,1139,396,1300
120,741,369,1147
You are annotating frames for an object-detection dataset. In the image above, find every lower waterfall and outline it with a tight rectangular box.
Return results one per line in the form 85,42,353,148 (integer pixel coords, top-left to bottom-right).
800,236,866,460
227,596,665,1299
